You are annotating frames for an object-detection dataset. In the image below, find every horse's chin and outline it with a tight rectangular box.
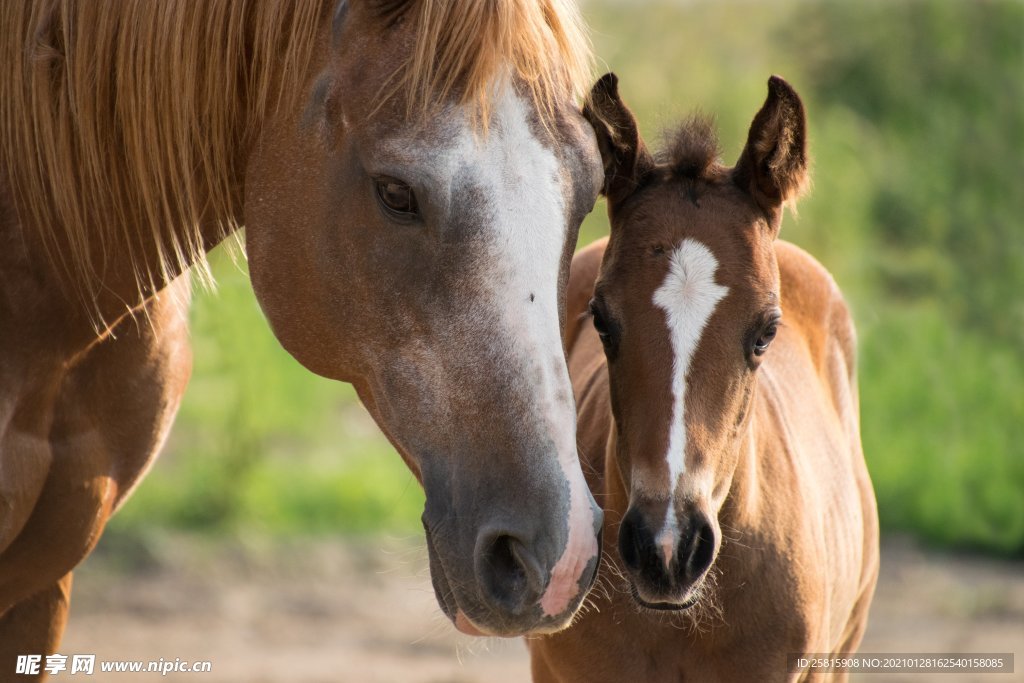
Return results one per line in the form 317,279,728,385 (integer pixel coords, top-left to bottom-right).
423,516,602,637
423,519,461,622
452,610,577,638
423,520,520,638
454,610,489,636
442,589,581,638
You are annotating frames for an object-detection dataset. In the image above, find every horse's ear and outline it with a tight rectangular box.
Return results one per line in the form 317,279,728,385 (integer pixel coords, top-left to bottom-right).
582,73,654,206
733,76,809,227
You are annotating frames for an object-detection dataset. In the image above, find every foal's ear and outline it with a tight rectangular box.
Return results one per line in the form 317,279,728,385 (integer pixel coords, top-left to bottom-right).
582,73,654,206
734,76,809,225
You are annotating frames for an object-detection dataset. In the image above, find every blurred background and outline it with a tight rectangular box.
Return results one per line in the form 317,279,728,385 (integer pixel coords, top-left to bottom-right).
65,1,1023,681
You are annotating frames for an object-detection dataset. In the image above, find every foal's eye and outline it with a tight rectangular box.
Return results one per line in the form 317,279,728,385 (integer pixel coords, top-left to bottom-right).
753,321,774,356
588,298,621,359
375,177,419,220
589,298,615,351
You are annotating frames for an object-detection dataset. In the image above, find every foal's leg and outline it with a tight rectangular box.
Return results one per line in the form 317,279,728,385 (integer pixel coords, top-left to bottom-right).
822,579,877,683
0,574,72,681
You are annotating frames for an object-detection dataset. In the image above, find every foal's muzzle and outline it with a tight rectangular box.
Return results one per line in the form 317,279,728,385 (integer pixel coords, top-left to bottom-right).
618,503,717,608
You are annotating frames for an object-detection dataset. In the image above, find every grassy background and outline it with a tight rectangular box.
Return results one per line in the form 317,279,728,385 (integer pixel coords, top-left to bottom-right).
109,0,1024,555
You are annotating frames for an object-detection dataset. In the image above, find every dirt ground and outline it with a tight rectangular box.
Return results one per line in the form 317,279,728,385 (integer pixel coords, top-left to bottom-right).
60,534,1022,682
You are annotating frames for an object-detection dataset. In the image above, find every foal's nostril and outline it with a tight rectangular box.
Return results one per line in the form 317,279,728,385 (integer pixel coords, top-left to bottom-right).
618,507,646,573
477,533,543,615
681,517,716,582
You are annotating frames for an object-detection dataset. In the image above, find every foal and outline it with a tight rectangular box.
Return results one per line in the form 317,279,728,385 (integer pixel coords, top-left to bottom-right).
529,76,879,681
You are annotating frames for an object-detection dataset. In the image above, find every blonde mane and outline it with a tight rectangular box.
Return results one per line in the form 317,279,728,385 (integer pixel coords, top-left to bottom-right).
0,0,592,317
0,1,327,314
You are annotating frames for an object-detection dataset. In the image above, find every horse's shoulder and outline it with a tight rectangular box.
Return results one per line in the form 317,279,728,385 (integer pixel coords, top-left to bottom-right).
564,237,608,353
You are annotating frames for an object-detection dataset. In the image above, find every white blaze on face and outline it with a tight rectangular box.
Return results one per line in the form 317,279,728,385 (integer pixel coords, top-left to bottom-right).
429,83,598,617
483,86,598,618
651,239,728,561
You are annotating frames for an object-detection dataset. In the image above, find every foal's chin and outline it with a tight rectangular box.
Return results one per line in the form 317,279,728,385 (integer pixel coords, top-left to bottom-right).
628,569,711,613
629,582,702,612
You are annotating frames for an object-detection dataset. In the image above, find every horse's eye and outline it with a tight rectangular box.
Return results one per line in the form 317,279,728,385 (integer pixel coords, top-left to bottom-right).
375,177,419,220
752,321,779,356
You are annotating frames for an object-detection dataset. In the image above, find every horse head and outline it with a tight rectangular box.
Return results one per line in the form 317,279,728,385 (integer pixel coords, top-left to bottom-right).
244,1,605,635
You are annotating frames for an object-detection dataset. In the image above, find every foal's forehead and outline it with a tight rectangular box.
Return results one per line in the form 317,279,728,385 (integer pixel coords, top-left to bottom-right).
616,180,766,265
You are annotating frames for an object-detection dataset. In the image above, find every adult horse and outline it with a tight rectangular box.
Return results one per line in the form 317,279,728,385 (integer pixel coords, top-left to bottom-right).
0,0,606,671
529,75,879,681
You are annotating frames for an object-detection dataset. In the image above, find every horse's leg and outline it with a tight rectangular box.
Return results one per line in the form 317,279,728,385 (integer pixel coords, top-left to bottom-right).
0,277,191,675
0,574,72,681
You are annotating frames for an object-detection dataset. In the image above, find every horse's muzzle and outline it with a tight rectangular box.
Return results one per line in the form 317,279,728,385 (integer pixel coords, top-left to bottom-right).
422,506,602,636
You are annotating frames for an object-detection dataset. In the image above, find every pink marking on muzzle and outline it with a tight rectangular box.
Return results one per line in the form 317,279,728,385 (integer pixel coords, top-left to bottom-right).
539,468,599,617
656,527,676,573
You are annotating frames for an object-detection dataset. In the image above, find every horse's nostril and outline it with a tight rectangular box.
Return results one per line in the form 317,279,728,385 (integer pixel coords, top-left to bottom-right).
477,533,542,615
492,535,528,592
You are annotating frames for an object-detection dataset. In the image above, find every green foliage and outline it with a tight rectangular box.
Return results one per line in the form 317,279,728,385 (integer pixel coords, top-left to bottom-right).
797,0,1024,343
859,304,1024,555
110,250,424,538
111,0,1023,555
786,0,1024,554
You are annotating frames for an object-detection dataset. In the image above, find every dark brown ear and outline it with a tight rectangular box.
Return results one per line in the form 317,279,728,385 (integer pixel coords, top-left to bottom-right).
582,73,654,206
734,75,809,224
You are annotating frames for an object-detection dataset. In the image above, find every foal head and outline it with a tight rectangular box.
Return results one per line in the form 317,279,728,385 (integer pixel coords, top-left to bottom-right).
244,1,603,635
583,75,808,609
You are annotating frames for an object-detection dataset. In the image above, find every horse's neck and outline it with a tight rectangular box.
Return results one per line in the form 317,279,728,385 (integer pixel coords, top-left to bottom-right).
0,177,79,348
7,167,234,349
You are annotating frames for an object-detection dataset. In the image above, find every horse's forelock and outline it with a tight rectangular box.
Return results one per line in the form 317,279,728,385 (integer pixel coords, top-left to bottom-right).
373,0,594,131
